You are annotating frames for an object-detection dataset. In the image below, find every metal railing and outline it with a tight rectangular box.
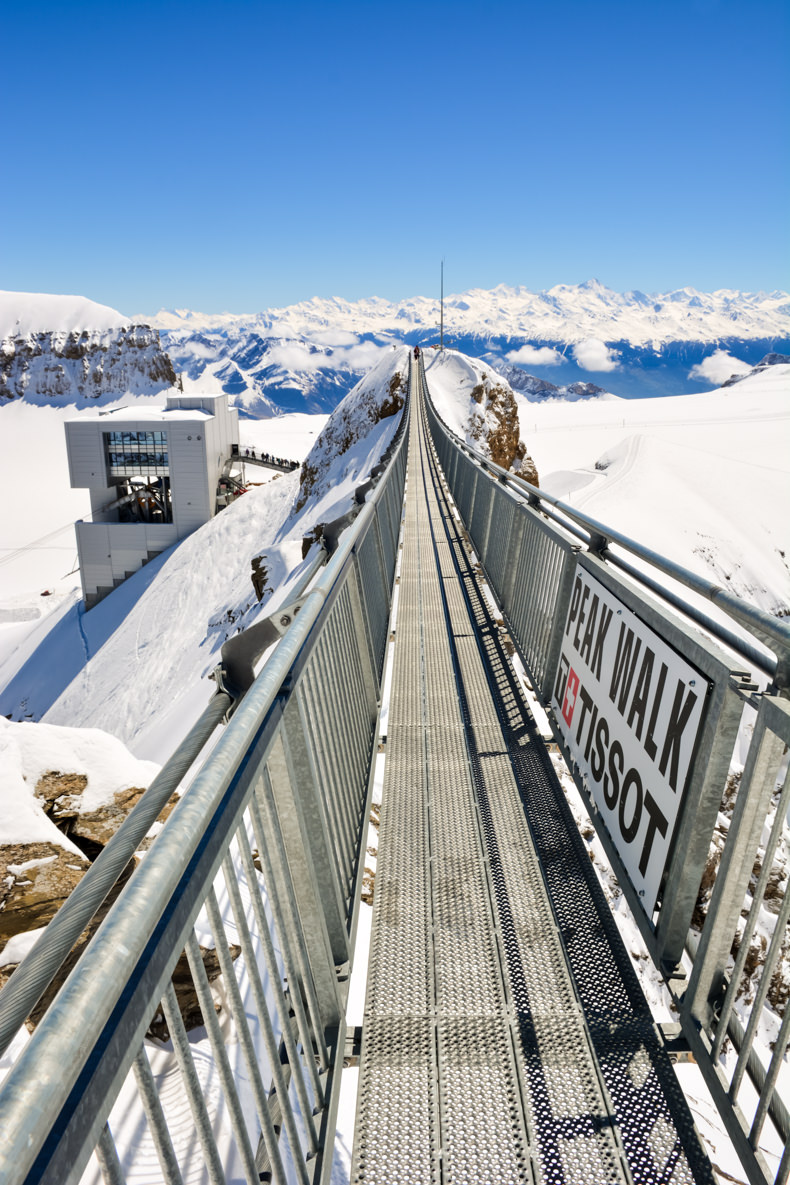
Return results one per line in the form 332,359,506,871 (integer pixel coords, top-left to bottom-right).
0,388,409,1183
421,357,790,1185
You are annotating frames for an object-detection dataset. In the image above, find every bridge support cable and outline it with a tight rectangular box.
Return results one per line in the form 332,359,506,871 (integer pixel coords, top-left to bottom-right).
350,358,715,1183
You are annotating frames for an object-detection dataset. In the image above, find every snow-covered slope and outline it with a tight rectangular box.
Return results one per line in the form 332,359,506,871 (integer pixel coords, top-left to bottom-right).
522,362,790,621
292,346,408,522
1,348,409,758
0,292,128,338
0,717,157,851
425,349,539,481
0,291,176,406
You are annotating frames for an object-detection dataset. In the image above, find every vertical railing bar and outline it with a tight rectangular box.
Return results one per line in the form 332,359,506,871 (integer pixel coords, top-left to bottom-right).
299,670,346,886
527,532,548,675
161,981,226,1185
714,768,790,1060
511,520,533,655
731,879,790,1099
311,635,357,871
235,821,324,1114
326,604,369,834
296,681,346,895
540,542,565,680
254,778,331,1070
341,594,377,803
750,1003,790,1147
95,1122,126,1185
520,525,541,664
351,542,382,682
331,598,367,787
685,710,785,1022
131,1046,185,1185
219,849,319,1158
245,796,325,1104
183,931,260,1185
776,1136,790,1185
204,885,310,1185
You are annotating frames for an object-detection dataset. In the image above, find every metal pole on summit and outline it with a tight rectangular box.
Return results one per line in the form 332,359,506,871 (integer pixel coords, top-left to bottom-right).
440,258,444,351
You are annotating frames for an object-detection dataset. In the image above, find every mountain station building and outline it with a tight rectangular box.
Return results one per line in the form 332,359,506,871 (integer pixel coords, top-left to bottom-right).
65,392,241,608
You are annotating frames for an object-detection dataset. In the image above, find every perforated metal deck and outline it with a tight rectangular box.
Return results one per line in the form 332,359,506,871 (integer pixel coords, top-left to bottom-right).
350,365,714,1185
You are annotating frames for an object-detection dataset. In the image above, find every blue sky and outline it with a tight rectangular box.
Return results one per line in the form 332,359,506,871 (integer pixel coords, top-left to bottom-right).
2,0,787,314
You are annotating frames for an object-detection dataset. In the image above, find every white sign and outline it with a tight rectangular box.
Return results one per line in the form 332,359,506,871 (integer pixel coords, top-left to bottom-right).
551,565,708,914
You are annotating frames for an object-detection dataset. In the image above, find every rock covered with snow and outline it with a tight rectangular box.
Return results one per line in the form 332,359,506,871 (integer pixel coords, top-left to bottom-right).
0,718,159,948
292,345,409,520
0,291,176,406
720,351,790,387
424,349,539,484
490,361,615,403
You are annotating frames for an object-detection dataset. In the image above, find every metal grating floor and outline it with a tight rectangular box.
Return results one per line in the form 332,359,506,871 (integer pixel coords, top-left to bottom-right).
350,367,714,1184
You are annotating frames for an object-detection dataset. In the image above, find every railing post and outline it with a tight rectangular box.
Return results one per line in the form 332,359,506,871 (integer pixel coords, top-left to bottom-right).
262,741,345,1025
539,544,580,703
683,695,790,1026
655,674,747,969
280,697,352,960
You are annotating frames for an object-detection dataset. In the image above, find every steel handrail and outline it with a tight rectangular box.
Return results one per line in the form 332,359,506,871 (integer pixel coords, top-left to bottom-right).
0,380,410,1073
420,359,790,690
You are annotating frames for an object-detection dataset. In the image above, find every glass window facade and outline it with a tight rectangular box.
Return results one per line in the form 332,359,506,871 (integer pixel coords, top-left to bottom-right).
105,430,169,477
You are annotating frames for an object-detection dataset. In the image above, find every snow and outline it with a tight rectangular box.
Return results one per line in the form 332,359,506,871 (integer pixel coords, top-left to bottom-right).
0,291,129,338
139,281,790,348
0,355,406,761
0,715,158,853
521,362,790,621
0,928,46,968
0,323,788,1184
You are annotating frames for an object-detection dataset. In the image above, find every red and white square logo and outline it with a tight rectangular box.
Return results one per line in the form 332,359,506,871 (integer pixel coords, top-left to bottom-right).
562,668,580,727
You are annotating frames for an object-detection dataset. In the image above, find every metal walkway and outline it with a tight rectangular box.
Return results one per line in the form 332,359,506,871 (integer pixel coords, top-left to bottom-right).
351,361,714,1184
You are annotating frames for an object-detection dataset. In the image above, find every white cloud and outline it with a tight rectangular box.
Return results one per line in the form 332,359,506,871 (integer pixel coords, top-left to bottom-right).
688,349,752,386
308,328,360,348
572,339,619,372
266,339,391,376
506,344,563,367
266,342,321,372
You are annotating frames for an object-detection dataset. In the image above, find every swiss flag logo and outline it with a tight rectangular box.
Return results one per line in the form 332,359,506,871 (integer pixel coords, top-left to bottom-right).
562,668,580,727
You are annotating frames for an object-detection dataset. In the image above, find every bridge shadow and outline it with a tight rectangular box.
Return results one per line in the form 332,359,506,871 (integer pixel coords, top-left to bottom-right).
438,491,716,1184
0,550,170,721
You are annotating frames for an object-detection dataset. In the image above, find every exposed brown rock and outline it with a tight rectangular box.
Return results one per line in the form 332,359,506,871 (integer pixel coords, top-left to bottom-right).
250,554,270,602
35,771,87,807
147,945,242,1041
377,372,405,420
35,772,149,853
0,842,90,945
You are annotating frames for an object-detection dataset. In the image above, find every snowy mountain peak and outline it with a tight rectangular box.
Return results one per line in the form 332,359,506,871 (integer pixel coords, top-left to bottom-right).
0,291,130,338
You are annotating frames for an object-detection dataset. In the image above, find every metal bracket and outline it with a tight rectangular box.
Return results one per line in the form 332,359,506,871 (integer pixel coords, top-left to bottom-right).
659,1022,696,1064
587,531,609,558
216,592,312,707
344,1024,363,1067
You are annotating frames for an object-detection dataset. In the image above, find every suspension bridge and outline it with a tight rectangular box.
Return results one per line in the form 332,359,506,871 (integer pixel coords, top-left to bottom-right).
0,355,788,1185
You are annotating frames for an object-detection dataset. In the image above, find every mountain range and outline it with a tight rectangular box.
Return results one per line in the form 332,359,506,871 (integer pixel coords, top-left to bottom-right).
139,281,790,412
1,283,788,416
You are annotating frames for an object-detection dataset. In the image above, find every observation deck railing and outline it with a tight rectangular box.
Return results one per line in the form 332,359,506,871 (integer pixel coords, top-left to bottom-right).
421,355,790,1185
0,383,409,1185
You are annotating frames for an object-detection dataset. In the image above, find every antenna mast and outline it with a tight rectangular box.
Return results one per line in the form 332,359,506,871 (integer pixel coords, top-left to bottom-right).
440,259,444,351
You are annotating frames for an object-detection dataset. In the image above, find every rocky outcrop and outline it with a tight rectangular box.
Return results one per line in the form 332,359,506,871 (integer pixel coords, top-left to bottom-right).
0,325,176,405
294,350,407,513
492,362,609,402
0,842,91,944
720,352,790,387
